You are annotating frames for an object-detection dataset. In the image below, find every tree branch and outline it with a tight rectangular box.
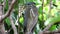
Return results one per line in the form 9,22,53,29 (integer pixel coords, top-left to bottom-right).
1,0,16,21
38,22,60,34
43,23,53,31
41,30,60,34
9,16,18,34
38,29,60,34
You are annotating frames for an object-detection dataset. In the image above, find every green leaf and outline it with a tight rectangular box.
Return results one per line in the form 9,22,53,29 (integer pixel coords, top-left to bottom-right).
0,0,2,2
38,6,43,14
52,0,56,3
44,16,60,26
44,5,49,14
38,14,42,21
5,17,11,26
47,0,50,4
4,0,8,13
49,25,57,31
19,17,24,24
18,0,24,5
43,14,47,20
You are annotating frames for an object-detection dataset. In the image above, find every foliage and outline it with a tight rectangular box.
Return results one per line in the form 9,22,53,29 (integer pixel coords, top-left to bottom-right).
2,0,60,34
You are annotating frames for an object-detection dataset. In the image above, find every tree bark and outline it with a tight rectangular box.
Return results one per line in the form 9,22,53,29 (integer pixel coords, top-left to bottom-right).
0,23,5,34
0,5,5,34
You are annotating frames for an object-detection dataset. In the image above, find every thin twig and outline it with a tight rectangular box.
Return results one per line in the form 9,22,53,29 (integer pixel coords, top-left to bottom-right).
9,16,18,34
42,0,44,21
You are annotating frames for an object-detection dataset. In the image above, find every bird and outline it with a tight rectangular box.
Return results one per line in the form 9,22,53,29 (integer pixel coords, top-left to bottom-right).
24,2,38,34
